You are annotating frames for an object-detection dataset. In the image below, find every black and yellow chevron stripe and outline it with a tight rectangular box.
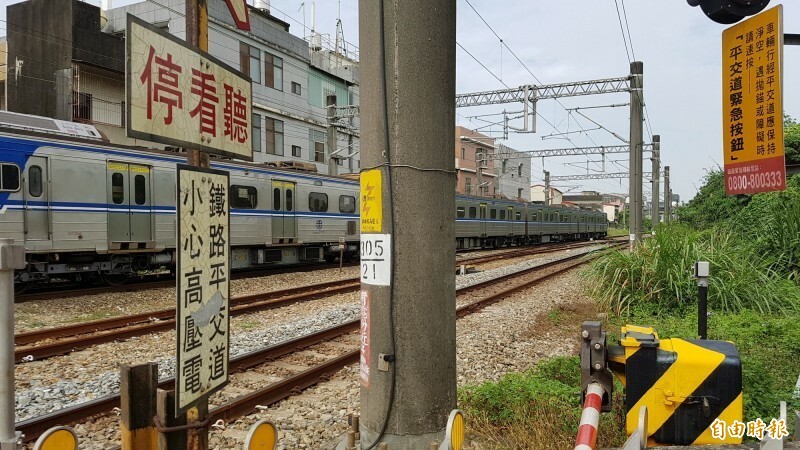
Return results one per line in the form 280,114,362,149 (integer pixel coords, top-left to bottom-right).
612,326,743,445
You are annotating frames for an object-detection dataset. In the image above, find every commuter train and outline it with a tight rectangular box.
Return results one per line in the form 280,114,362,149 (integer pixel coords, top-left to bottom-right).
0,112,606,290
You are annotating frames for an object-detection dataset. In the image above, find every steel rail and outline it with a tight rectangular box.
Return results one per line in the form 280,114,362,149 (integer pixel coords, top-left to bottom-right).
14,279,361,361
17,240,613,358
16,242,624,442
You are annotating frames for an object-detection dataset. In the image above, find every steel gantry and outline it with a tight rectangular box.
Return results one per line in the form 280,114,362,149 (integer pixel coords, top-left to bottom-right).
454,77,631,107
474,144,654,160
549,171,662,181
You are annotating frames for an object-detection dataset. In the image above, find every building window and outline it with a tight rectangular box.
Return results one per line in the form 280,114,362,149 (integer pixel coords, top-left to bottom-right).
265,118,284,155
73,91,92,122
461,148,465,159
465,177,472,195
518,188,523,198
230,185,257,209
292,145,302,157
339,195,356,213
314,141,325,163
309,192,328,212
291,82,302,95
518,164,523,177
265,53,283,90
252,113,262,152
240,42,261,84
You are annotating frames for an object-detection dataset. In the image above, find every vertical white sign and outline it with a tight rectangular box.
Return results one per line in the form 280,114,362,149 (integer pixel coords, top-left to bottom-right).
360,234,391,286
176,165,231,415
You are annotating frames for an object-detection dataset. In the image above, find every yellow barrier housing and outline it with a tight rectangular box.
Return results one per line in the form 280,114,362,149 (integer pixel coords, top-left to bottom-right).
608,325,743,446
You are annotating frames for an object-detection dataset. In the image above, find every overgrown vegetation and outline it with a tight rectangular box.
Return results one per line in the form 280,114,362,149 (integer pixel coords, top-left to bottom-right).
587,225,800,315
459,358,627,449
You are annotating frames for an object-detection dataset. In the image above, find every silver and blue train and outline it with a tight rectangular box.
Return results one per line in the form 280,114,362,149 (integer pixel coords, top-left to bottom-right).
0,112,606,290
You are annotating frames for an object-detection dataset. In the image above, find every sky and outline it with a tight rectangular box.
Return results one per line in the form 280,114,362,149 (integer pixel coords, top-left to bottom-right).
2,0,800,202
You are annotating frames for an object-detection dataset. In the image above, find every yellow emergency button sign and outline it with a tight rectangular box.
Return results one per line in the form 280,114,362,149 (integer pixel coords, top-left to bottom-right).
360,169,382,233
245,419,278,450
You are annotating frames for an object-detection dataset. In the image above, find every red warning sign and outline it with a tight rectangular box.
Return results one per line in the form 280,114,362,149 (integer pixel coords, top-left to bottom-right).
359,290,370,387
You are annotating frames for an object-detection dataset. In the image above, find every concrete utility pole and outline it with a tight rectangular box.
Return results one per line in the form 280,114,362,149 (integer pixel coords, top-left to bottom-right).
358,0,457,448
476,150,485,196
651,135,660,228
544,170,551,206
664,166,671,224
327,94,339,176
628,61,644,248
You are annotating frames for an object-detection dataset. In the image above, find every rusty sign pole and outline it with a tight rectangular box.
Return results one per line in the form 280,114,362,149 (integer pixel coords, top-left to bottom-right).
187,0,210,171
185,2,209,450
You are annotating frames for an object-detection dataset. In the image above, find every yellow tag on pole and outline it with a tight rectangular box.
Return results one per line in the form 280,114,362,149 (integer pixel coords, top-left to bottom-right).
360,169,383,232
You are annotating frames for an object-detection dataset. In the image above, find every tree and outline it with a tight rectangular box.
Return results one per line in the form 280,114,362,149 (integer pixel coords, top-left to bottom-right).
784,114,800,165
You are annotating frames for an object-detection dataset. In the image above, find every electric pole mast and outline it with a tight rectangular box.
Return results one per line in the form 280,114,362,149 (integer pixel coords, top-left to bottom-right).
358,0,457,447
651,135,660,229
544,170,551,206
629,61,644,248
664,165,671,224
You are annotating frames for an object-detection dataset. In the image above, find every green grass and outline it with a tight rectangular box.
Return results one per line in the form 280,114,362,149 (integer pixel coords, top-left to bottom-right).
606,227,629,237
459,357,628,449
587,225,800,315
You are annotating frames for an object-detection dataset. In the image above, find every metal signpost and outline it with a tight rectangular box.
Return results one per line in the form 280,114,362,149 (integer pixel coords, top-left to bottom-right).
126,5,252,448
722,5,785,195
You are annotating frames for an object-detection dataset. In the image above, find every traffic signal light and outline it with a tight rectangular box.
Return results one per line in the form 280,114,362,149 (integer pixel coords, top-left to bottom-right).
687,0,770,24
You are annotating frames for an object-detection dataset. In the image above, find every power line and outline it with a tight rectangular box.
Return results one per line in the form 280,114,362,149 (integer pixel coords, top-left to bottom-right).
613,0,632,63
620,0,637,61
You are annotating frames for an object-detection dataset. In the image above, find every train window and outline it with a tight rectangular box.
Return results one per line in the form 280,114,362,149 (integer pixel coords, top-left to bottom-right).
309,192,328,212
456,206,465,218
111,173,124,204
286,189,294,212
340,195,356,214
29,165,43,197
231,185,258,209
499,209,506,220
0,164,20,193
490,209,497,219
134,175,146,205
469,207,477,218
516,211,522,221
273,188,281,210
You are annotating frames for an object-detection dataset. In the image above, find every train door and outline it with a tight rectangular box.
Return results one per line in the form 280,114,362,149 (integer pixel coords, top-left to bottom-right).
129,165,152,242
479,203,487,236
271,180,297,243
107,162,153,243
23,156,50,242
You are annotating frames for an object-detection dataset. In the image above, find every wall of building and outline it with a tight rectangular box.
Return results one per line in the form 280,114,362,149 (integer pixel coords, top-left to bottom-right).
495,143,531,200
6,0,75,119
530,185,563,205
455,126,496,196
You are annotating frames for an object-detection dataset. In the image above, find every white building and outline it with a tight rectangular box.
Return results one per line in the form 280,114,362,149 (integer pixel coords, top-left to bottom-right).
530,184,563,205
495,143,531,201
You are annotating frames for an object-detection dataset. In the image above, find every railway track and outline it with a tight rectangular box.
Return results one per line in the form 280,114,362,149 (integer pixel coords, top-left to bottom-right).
17,238,619,302
15,261,359,302
15,239,614,362
16,242,625,442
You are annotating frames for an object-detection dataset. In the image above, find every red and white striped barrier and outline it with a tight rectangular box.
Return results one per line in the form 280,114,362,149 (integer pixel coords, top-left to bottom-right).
574,383,605,450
